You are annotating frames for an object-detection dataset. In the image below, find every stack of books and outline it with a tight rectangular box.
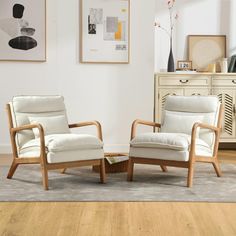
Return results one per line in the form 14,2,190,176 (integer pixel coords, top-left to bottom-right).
105,155,129,165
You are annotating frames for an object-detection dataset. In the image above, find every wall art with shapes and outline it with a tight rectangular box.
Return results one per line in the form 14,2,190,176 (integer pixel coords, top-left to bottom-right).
0,0,46,61
80,0,130,63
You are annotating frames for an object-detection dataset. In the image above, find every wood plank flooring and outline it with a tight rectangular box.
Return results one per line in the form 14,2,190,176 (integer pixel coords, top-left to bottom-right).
0,202,236,236
0,151,236,236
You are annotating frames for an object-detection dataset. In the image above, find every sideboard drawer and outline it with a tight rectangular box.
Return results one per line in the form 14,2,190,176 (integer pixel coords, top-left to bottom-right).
212,77,236,86
159,76,209,86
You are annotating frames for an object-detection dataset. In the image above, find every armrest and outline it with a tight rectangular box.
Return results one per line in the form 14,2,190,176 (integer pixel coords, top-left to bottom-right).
11,124,46,161
11,123,44,134
190,122,220,157
131,119,161,140
192,122,219,133
69,120,103,141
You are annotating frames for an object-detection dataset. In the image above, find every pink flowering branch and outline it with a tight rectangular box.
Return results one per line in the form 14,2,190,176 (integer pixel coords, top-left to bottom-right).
154,22,171,37
155,0,178,40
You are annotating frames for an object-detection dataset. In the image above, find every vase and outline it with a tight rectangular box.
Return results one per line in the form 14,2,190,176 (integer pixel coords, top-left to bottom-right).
220,58,228,73
167,39,175,72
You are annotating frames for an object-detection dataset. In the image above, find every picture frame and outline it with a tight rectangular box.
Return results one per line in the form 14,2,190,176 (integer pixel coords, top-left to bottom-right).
177,60,192,70
0,0,46,62
80,0,130,64
188,35,226,72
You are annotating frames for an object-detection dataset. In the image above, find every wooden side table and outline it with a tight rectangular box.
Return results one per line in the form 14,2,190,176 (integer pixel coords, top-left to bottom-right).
93,153,128,173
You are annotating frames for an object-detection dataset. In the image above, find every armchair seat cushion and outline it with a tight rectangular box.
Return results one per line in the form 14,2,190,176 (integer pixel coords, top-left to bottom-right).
130,132,212,161
19,134,104,163
130,132,209,150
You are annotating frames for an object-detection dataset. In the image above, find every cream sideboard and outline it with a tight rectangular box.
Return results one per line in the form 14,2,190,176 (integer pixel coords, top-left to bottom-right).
154,72,236,143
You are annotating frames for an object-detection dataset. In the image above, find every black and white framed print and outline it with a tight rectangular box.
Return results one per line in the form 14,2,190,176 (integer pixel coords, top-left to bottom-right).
80,0,130,64
0,0,46,61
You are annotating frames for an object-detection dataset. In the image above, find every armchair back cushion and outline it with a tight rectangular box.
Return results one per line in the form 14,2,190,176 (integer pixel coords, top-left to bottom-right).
28,115,70,138
10,96,69,149
161,113,204,137
160,96,220,149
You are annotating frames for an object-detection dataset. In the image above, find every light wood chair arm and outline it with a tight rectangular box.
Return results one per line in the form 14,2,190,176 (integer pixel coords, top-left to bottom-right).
131,119,161,140
11,123,47,163
11,123,45,134
69,120,103,141
190,122,221,159
192,122,220,133
190,104,223,158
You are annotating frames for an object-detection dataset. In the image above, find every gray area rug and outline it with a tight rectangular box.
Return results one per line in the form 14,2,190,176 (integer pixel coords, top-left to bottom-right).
0,163,236,202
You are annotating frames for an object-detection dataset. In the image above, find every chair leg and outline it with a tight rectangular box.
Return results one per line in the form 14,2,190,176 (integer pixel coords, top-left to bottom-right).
212,160,222,177
127,158,134,181
160,165,168,172
7,160,18,179
41,167,49,190
187,164,194,188
61,168,66,174
100,159,106,184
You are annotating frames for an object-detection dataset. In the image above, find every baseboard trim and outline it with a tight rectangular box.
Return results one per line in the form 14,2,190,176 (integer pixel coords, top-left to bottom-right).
0,144,11,154
103,144,129,153
0,144,129,154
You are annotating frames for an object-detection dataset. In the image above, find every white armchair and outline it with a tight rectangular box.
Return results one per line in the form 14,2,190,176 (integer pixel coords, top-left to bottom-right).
6,95,105,190
127,95,223,187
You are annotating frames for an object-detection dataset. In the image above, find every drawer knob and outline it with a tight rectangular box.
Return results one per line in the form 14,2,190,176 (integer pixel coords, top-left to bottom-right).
232,80,236,84
180,79,189,83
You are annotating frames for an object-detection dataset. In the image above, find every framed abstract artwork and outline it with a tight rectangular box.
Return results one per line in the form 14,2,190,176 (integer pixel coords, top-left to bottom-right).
80,0,130,64
0,0,46,61
188,35,226,72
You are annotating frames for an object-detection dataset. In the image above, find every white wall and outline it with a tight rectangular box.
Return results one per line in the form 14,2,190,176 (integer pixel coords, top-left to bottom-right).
155,0,236,72
3,0,233,153
0,0,156,153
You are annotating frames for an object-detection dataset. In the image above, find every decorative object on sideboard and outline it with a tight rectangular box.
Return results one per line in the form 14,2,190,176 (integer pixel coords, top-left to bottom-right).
207,63,216,73
220,58,228,73
0,0,46,61
188,35,226,72
177,60,192,71
155,0,178,72
80,0,130,64
228,55,236,73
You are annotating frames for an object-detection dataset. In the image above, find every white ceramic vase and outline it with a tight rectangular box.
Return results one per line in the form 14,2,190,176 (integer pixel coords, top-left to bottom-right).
220,58,228,73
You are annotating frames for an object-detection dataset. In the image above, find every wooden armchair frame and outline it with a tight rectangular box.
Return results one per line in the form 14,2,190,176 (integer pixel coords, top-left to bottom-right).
127,104,223,187
6,104,106,190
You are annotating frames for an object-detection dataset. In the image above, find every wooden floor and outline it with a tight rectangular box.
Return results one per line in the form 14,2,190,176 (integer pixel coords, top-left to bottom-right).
0,202,236,236
0,151,236,236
